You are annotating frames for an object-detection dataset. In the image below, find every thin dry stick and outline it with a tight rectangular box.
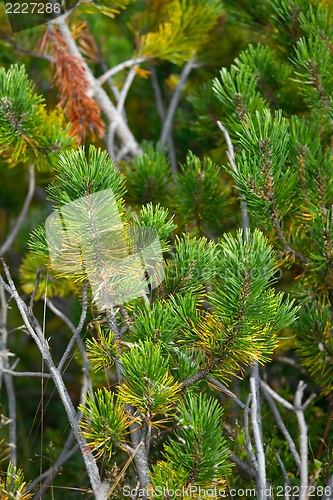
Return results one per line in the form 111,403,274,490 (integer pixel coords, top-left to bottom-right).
276,453,292,497
294,382,309,500
149,64,177,173
261,381,301,470
0,284,17,466
56,284,88,372
244,394,258,473
0,263,105,499
0,165,35,257
217,121,250,232
160,58,196,149
260,380,295,411
98,57,149,85
0,367,51,378
250,374,267,500
107,68,137,159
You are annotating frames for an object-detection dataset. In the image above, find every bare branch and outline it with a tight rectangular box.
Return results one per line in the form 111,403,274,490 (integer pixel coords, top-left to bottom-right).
0,165,35,258
107,68,137,159
294,381,309,500
229,453,257,480
260,380,294,411
0,261,105,498
98,57,149,85
160,58,196,149
244,394,258,473
0,284,16,466
149,64,177,173
0,366,51,378
56,284,88,372
275,453,292,495
217,121,250,232
261,381,301,471
46,296,93,394
250,373,268,500
55,18,142,157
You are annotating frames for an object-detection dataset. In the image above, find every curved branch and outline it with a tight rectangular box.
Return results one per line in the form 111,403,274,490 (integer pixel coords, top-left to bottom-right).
160,58,196,148
54,19,142,158
0,165,35,257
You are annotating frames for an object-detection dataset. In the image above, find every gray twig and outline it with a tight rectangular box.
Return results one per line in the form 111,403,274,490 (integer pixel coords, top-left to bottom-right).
56,284,88,373
0,165,35,258
261,381,301,471
0,366,51,378
216,121,250,232
276,452,291,498
107,68,137,159
98,57,149,85
149,64,177,173
160,58,196,148
294,381,309,500
229,453,257,480
0,284,16,466
0,262,105,498
250,373,267,500
244,394,258,473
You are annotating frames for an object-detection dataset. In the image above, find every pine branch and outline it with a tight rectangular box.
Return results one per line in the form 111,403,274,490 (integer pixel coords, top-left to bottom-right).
54,18,142,157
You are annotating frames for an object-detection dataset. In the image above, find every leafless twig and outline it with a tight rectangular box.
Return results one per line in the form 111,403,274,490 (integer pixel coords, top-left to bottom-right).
261,381,301,470
250,373,268,500
160,58,196,149
0,261,106,498
0,284,16,466
56,284,88,372
98,57,149,85
0,165,35,258
294,381,310,500
149,64,177,173
217,121,250,232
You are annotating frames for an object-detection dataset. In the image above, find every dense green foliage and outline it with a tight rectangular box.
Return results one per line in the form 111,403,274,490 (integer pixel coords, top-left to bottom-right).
1,0,333,499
